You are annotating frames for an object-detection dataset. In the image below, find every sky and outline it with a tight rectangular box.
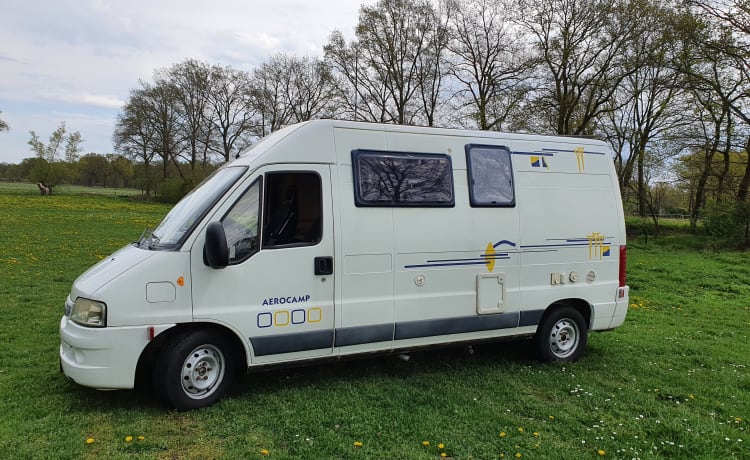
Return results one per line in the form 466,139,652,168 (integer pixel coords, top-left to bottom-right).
0,0,374,164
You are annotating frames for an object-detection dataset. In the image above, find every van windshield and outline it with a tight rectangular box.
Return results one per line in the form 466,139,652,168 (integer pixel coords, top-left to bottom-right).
142,166,247,250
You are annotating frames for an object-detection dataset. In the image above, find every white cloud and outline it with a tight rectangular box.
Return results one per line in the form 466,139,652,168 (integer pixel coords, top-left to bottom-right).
61,93,126,110
0,0,372,164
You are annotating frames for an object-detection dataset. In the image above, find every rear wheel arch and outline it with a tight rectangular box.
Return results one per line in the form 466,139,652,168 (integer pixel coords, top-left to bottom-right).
538,298,592,330
534,299,591,363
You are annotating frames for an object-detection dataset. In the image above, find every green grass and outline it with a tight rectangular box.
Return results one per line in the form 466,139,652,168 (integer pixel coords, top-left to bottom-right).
0,181,143,197
0,193,747,459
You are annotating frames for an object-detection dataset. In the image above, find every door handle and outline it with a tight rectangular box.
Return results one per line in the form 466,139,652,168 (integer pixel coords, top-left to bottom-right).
314,256,334,275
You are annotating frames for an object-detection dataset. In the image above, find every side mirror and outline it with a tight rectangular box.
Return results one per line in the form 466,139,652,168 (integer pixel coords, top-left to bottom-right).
204,222,229,269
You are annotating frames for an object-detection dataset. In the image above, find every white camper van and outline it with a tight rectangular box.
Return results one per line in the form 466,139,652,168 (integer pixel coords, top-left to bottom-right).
60,120,629,410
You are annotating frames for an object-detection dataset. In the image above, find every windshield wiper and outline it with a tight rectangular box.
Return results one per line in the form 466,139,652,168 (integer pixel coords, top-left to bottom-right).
137,229,160,250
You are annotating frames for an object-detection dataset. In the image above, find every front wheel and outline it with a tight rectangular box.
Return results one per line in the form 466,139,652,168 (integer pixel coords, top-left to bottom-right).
535,307,588,363
154,330,236,410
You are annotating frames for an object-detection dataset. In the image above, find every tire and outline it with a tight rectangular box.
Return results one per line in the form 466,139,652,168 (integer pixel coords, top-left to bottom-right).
154,329,236,410
535,306,588,363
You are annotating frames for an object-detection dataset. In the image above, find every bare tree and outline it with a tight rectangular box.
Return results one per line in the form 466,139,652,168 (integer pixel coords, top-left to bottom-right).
206,64,256,163
415,1,451,126
250,54,297,136
444,0,533,131
676,1,750,237
673,90,733,228
513,0,639,135
143,80,182,181
600,2,687,215
113,87,157,195
324,0,446,125
284,55,339,123
250,53,338,136
325,31,392,122
688,1,750,202
690,0,750,37
162,59,215,185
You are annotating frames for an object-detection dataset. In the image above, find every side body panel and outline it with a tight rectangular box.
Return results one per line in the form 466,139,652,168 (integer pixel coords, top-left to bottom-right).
385,130,523,347
333,125,396,353
512,142,623,330
329,122,627,358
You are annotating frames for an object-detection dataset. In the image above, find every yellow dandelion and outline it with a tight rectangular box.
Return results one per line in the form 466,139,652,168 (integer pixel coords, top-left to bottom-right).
500,454,505,459
85,438,95,445
353,441,363,447
438,443,445,449
597,449,606,456
422,441,430,446
441,454,447,458
500,432,507,438
260,448,270,456
515,453,522,458
548,415,555,420
518,427,524,433
137,436,145,441
125,436,133,442
533,432,539,437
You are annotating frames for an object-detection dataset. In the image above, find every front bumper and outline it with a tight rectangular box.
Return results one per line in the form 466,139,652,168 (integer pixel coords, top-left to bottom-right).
59,315,152,390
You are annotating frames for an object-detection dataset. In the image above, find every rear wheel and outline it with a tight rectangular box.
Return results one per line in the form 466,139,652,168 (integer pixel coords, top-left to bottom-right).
154,329,235,410
535,306,587,363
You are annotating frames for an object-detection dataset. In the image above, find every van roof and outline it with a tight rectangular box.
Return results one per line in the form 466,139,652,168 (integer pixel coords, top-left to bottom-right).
232,119,611,168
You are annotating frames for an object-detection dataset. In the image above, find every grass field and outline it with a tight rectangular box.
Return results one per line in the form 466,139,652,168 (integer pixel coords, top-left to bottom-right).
0,181,144,197
0,193,747,459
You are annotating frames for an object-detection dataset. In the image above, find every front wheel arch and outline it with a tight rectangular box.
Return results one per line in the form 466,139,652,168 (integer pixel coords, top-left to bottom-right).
136,324,246,408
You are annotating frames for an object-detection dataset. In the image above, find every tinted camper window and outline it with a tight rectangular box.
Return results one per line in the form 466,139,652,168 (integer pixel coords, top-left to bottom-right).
352,150,454,207
466,144,515,207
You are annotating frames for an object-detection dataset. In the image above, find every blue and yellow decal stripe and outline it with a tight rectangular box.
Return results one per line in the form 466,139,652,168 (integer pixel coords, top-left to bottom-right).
404,240,517,271
403,235,613,271
540,147,608,156
404,255,510,269
515,147,607,173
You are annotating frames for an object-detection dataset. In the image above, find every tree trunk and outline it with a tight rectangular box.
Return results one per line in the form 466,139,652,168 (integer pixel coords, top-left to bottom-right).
736,135,750,202
691,149,716,229
637,147,646,217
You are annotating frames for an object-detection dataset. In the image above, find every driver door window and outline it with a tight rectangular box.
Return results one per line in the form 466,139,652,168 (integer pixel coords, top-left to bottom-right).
221,172,323,264
262,172,322,248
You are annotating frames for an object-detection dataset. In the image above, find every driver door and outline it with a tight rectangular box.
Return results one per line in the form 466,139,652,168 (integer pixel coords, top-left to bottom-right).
191,165,335,365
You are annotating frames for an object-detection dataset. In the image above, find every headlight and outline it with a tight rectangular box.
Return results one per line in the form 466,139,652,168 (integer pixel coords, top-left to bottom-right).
70,298,106,327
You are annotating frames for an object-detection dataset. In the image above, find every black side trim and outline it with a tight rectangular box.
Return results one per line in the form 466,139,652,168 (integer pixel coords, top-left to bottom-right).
395,312,520,340
335,324,393,347
249,309,547,356
250,330,333,356
520,309,545,327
